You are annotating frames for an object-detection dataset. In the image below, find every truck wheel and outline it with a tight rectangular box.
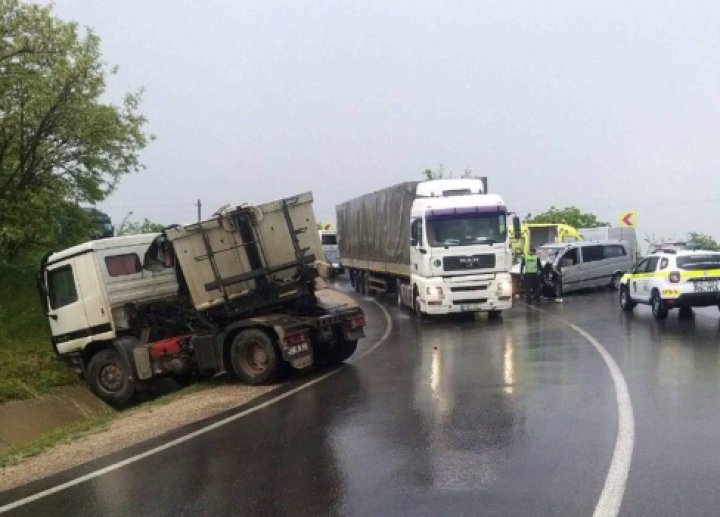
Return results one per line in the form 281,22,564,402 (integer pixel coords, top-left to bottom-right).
413,287,426,320
230,329,279,385
396,279,403,306
327,337,358,364
87,348,136,407
554,277,563,298
651,292,669,321
609,273,622,291
349,269,356,288
619,287,636,312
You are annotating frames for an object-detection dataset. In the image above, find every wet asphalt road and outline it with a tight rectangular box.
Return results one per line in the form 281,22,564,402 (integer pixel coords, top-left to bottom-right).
3,282,720,516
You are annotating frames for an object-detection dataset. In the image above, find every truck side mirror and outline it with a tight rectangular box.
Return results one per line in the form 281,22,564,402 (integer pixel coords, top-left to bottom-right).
513,216,521,239
410,238,418,247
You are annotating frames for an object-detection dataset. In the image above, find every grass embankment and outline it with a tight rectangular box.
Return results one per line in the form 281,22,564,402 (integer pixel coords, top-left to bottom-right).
0,261,78,402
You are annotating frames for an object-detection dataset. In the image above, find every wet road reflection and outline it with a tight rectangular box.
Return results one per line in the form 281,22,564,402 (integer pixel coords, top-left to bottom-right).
6,286,720,515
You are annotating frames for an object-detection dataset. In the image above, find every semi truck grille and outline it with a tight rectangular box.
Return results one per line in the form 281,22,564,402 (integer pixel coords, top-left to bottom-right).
443,254,496,271
450,285,488,292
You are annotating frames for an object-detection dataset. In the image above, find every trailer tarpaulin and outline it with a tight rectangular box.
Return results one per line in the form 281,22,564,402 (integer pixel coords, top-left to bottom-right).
336,182,419,265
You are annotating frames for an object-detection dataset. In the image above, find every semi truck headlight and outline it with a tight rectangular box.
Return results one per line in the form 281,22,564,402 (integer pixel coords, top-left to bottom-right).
497,281,511,293
426,286,444,296
433,259,442,267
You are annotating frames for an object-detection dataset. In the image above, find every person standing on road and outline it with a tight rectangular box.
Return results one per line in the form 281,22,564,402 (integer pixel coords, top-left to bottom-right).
521,248,542,304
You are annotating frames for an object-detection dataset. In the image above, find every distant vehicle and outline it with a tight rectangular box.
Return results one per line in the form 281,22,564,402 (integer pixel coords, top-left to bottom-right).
81,207,114,239
528,240,633,297
511,223,581,258
619,249,720,320
319,229,343,274
580,226,639,261
38,192,365,406
337,178,519,317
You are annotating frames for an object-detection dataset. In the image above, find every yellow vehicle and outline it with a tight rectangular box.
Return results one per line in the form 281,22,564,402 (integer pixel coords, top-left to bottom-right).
510,223,581,258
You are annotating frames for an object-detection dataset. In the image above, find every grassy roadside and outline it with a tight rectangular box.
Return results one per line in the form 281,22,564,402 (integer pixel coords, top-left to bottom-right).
0,382,210,468
0,261,78,403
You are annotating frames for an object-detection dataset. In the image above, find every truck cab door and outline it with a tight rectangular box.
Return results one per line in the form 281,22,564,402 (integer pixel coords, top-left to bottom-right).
409,218,426,274
45,261,91,354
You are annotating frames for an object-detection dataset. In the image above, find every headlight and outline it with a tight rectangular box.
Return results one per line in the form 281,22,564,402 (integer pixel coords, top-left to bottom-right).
497,281,511,293
426,286,444,296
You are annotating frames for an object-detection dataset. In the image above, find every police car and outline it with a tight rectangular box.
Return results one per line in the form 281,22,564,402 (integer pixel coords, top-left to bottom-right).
619,249,720,320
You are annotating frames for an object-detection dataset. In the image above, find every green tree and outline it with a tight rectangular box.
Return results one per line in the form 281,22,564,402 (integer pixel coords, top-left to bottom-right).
117,218,165,236
524,206,609,228
0,1,151,258
687,232,720,250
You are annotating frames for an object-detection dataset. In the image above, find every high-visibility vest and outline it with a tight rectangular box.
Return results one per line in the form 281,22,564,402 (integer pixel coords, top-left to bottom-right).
525,254,539,274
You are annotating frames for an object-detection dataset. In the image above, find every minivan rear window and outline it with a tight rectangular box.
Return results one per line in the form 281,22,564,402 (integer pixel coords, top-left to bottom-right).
676,255,720,270
603,245,626,258
582,245,604,263
48,265,78,309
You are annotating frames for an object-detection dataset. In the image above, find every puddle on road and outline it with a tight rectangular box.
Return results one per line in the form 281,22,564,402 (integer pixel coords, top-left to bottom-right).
0,386,110,452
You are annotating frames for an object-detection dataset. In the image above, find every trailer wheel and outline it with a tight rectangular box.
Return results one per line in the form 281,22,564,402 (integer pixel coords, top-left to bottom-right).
230,329,279,385
87,348,136,407
327,337,358,364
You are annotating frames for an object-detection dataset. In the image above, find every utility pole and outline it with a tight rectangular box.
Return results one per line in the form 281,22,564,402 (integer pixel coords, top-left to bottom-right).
196,199,202,222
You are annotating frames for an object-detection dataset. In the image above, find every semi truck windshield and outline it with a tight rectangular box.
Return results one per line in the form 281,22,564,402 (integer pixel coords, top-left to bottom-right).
426,214,507,247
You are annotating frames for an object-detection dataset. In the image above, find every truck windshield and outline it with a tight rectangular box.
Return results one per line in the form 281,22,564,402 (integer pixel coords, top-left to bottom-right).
676,254,720,270
321,234,337,245
426,214,507,247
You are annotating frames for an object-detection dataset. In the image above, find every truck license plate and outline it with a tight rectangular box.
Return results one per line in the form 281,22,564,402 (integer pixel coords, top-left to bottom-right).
461,303,481,311
694,281,720,293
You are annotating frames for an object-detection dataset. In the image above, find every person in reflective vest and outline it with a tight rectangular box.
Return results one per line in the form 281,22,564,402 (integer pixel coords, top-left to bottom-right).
521,248,542,303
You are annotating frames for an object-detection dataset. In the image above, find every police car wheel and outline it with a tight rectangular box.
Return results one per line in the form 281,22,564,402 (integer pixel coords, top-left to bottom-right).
619,287,636,311
651,292,669,321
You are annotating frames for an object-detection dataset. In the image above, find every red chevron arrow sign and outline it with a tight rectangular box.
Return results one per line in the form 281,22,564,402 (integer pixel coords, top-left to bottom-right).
618,211,637,228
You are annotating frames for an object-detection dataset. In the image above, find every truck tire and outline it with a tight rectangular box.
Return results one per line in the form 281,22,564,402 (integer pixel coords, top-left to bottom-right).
609,273,622,291
230,329,279,385
327,337,358,364
87,348,136,407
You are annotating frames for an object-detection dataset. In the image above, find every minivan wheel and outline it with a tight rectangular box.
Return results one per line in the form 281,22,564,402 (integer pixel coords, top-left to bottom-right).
651,292,669,321
610,273,622,291
620,287,636,312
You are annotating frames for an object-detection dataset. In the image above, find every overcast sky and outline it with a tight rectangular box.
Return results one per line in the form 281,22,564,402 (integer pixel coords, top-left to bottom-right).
52,0,720,242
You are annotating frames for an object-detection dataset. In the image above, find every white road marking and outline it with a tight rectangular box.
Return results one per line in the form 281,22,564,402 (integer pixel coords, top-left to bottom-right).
529,305,635,517
0,300,393,514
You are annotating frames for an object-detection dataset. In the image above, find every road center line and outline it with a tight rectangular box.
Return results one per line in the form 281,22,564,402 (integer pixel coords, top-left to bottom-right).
0,299,393,514
529,304,635,517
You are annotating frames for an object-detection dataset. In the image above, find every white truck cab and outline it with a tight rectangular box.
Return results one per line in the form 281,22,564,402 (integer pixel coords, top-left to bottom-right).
40,234,178,359
407,180,513,314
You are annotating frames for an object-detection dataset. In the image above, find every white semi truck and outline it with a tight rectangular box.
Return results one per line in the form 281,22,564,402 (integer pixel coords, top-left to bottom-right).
337,179,520,316
38,192,366,406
